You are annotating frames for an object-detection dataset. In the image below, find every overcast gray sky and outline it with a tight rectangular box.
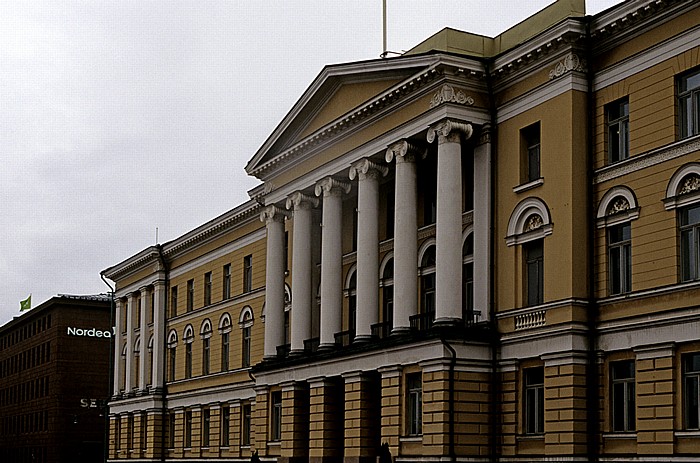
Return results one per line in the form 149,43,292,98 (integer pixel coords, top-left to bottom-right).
0,0,619,325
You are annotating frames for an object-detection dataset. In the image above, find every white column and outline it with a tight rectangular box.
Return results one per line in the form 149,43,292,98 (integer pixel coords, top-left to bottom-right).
349,158,388,341
113,298,124,396
286,192,319,353
473,125,492,322
427,119,473,324
386,140,423,333
261,205,289,359
315,177,351,348
138,287,149,392
125,292,137,393
151,278,166,391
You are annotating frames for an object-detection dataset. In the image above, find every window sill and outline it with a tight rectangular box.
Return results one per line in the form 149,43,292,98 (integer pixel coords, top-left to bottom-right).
399,435,422,443
517,434,544,441
603,432,637,439
676,430,700,438
267,441,281,447
513,178,544,194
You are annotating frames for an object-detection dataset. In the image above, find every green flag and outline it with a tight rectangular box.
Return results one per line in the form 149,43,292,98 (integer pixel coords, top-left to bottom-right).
20,295,31,312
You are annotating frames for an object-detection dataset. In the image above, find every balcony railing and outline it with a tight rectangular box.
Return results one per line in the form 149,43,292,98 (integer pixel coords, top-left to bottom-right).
370,321,391,339
334,330,355,347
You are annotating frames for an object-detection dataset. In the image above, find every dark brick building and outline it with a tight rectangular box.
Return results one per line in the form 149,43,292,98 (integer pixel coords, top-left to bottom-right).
0,294,112,463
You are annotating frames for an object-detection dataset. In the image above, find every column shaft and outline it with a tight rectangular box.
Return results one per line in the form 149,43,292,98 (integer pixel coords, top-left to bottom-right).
139,288,149,391
316,178,349,348
386,141,420,333
350,159,387,340
125,293,137,393
113,299,124,395
473,128,492,322
428,120,473,323
287,193,318,353
152,279,166,391
262,207,288,359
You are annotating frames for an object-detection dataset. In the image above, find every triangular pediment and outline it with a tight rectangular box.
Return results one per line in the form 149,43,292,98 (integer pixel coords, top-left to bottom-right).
246,55,438,178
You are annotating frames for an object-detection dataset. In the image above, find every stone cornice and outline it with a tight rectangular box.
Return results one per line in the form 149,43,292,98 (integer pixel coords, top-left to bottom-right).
102,247,161,283
163,200,262,260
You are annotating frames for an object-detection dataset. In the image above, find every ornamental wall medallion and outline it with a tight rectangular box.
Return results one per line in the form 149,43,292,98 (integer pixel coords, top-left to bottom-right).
429,84,474,108
548,53,587,80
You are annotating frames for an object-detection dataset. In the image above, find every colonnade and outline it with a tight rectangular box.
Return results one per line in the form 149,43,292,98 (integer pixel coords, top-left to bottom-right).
263,119,492,359
113,279,167,396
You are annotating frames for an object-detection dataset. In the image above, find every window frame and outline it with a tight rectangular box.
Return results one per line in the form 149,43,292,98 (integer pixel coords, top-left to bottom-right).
406,372,423,436
606,97,630,164
608,222,632,295
220,406,230,447
524,239,544,307
524,367,544,435
204,272,212,306
202,407,211,448
241,402,252,446
522,122,541,183
684,353,700,430
186,279,194,312
270,391,282,442
610,360,636,432
680,204,700,282
184,409,193,449
221,332,230,372
170,286,177,318
678,68,700,139
223,264,231,300
243,255,253,293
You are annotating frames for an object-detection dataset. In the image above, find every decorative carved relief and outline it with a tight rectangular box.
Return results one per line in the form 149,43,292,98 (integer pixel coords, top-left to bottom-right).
349,158,388,181
607,197,630,216
260,205,290,223
285,192,319,210
385,139,425,164
314,177,351,197
427,119,474,144
548,53,586,80
524,214,544,233
679,174,700,196
429,84,474,108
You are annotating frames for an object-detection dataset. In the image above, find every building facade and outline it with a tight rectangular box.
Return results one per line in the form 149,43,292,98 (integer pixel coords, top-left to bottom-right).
103,0,700,461
0,294,112,463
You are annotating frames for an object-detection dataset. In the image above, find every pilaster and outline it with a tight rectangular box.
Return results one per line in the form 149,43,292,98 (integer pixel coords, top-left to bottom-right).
280,381,310,463
308,377,344,462
378,365,402,457
343,371,381,462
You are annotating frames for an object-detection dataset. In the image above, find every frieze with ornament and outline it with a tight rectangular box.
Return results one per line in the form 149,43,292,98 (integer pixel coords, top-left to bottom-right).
429,84,474,108
549,53,587,80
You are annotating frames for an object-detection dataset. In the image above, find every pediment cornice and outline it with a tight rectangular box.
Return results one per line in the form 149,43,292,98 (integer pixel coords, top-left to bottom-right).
248,56,486,181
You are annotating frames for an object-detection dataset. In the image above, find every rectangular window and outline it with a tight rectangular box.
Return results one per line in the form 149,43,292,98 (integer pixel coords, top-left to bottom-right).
611,360,636,432
609,223,632,295
170,286,178,318
242,327,251,368
168,412,176,448
221,406,230,447
679,68,700,139
243,255,253,293
221,332,230,371
185,343,192,379
524,367,544,435
522,122,541,183
607,97,630,163
184,410,192,448
141,412,147,450
241,403,251,446
186,279,194,312
270,391,282,441
525,239,544,306
681,204,700,282
204,272,212,306
684,353,700,430
202,338,210,375
406,373,423,436
223,264,231,300
202,408,210,448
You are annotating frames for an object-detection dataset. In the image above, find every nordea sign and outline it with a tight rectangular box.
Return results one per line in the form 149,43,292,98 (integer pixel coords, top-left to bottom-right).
67,327,112,338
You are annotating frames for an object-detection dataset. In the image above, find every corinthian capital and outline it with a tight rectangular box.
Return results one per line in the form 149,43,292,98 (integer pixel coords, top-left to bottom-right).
349,158,389,181
285,191,319,211
426,119,473,144
314,176,351,197
385,139,426,164
260,205,290,224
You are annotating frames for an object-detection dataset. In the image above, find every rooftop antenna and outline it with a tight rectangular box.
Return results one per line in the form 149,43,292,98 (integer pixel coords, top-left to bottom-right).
155,227,159,244
380,0,403,59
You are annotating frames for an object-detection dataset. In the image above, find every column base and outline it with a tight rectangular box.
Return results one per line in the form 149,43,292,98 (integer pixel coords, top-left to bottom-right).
433,317,461,326
390,327,411,336
353,335,372,343
317,343,336,351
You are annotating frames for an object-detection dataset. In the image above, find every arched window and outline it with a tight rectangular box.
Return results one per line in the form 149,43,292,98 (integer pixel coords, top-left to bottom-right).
665,163,700,282
419,242,436,327
183,325,194,379
219,313,232,372
507,198,552,307
597,186,639,295
463,233,474,321
380,254,394,338
200,320,212,376
344,266,357,342
167,330,178,382
239,307,254,368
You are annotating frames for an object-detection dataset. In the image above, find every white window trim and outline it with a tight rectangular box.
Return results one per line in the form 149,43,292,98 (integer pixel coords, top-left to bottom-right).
664,163,700,211
218,313,232,334
506,197,553,246
239,306,254,329
596,186,640,228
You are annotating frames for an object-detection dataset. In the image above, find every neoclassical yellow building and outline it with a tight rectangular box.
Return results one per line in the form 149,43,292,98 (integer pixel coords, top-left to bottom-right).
102,1,700,462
